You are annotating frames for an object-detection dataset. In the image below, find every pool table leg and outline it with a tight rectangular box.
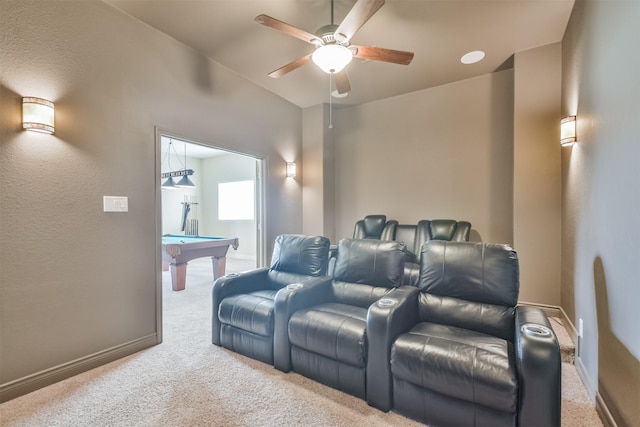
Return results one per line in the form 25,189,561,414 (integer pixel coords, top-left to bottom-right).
170,263,187,291
211,256,226,280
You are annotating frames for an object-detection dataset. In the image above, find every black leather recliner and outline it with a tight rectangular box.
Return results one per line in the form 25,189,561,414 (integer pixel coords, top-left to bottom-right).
368,241,561,427
273,238,406,400
394,219,472,285
211,234,330,365
352,214,398,240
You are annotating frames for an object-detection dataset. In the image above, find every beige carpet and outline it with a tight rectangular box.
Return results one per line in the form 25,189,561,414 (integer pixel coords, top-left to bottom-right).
1,257,602,426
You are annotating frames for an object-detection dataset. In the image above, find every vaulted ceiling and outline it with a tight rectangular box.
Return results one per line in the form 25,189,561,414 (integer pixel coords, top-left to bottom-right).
104,0,574,108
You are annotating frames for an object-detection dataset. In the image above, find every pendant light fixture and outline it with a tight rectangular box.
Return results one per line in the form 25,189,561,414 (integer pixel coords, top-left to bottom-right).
176,141,195,188
161,139,195,190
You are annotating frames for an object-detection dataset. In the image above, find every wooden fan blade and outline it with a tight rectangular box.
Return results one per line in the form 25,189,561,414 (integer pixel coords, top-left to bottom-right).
255,14,321,45
352,45,414,65
268,54,313,78
333,70,351,94
335,0,385,43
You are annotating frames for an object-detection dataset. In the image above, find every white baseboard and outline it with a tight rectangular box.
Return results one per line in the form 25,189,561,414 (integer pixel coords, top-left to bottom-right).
575,355,597,403
0,333,158,403
558,306,579,346
596,390,619,427
573,353,615,427
520,302,615,427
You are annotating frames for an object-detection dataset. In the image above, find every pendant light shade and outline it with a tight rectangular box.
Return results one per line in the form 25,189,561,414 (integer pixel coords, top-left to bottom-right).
176,174,196,188
162,176,179,190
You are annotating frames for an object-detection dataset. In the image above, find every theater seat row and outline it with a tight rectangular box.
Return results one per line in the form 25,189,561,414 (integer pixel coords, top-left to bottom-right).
352,214,472,285
212,235,561,427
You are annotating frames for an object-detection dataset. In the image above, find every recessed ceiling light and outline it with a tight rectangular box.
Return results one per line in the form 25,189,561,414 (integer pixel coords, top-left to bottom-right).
461,50,485,64
331,90,348,98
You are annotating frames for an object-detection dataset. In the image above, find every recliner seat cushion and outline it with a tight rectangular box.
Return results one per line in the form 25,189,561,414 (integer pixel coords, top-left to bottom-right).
391,322,517,414
288,302,368,367
218,289,278,336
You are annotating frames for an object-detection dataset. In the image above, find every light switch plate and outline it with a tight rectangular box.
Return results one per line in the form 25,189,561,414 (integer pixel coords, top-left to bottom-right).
103,196,128,212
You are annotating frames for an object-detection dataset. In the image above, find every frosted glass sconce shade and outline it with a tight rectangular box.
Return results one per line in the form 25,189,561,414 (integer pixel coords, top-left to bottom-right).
561,116,577,145
286,162,297,178
23,97,55,134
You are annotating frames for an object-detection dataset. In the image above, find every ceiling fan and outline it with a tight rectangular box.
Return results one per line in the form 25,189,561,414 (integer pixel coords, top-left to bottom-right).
255,0,414,95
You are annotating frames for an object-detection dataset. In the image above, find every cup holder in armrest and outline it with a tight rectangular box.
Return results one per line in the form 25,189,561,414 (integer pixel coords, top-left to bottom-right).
377,298,398,308
520,324,553,338
286,283,304,291
225,273,240,278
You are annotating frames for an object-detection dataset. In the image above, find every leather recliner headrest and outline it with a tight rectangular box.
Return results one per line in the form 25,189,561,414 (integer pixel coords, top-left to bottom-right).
428,219,458,240
362,215,387,238
270,234,330,277
418,240,519,307
333,238,405,288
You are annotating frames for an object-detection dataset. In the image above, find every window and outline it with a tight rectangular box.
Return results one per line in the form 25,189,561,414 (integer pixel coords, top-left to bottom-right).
218,180,255,220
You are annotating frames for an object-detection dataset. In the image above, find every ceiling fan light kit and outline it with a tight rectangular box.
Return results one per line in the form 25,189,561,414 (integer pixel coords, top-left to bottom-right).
312,44,353,74
255,0,414,94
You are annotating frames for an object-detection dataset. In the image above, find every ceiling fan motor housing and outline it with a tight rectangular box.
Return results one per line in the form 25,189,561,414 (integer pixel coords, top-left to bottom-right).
315,24,347,45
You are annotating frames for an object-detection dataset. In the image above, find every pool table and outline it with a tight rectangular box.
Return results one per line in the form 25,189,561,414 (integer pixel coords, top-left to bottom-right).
162,234,239,291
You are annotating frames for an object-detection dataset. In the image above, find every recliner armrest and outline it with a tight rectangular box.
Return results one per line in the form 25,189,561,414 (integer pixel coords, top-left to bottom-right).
211,267,270,345
366,286,420,411
273,276,333,372
515,306,561,427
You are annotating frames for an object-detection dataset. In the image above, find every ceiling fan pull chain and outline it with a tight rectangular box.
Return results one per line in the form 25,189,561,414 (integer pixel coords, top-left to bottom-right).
329,73,333,129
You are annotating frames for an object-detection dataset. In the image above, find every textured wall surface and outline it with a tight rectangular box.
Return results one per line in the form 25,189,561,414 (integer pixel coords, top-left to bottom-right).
513,44,562,306
0,0,302,395
332,70,515,246
562,0,640,424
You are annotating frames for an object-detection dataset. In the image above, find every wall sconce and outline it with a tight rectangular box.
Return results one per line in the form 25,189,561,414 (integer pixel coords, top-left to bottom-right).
23,97,55,134
561,115,577,146
286,162,297,178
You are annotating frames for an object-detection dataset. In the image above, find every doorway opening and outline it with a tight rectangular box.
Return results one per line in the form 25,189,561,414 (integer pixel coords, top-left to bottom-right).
156,132,265,340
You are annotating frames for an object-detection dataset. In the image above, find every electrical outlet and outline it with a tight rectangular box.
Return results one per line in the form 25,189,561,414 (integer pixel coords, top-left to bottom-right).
579,318,584,338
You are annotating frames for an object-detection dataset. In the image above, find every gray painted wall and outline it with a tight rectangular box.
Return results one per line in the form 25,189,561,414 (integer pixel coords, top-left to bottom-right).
561,0,640,424
3,2,637,423
328,64,562,306
332,70,515,245
302,104,336,241
0,0,302,397
513,44,562,306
